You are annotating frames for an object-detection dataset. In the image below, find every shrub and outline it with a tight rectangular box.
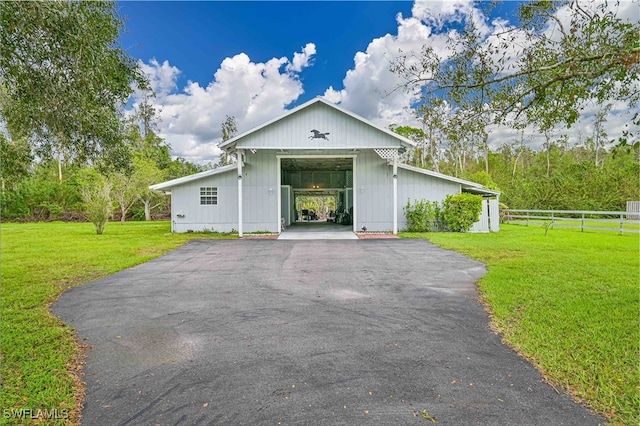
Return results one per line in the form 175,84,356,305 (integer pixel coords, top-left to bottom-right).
441,193,483,232
80,171,112,235
404,199,440,232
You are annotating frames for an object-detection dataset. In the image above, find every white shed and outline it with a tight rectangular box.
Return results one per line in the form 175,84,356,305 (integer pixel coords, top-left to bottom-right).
150,97,499,235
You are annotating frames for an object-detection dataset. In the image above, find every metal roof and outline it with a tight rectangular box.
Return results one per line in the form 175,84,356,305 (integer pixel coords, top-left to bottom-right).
149,163,237,191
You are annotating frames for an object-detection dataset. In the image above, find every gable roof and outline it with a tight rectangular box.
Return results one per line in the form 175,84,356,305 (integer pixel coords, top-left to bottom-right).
218,96,416,151
149,163,236,191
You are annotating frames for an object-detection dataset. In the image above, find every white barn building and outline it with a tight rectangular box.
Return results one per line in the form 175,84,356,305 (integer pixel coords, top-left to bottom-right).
150,97,499,236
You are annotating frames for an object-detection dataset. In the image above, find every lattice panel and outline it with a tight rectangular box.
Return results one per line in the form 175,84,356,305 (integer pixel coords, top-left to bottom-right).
374,148,399,159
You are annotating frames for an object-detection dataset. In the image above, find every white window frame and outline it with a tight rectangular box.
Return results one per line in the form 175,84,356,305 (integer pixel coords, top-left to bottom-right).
200,187,218,205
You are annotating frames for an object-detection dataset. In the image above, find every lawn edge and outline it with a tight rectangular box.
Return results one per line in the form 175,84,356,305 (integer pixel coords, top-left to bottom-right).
44,238,196,426
405,234,618,424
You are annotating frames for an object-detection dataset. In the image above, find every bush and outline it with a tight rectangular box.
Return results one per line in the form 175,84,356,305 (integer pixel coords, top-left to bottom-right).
82,181,112,235
441,193,483,232
404,199,440,232
80,170,112,234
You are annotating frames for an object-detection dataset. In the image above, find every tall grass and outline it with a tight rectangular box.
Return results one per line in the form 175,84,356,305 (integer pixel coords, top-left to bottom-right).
402,224,639,425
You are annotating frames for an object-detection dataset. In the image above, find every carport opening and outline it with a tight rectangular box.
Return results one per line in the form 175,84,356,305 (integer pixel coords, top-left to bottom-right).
280,157,354,229
296,195,336,221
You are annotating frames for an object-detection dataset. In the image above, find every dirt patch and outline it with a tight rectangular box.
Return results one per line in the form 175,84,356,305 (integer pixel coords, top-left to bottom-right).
241,234,280,239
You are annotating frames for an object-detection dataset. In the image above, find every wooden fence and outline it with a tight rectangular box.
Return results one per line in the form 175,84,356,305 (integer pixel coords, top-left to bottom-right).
503,209,640,234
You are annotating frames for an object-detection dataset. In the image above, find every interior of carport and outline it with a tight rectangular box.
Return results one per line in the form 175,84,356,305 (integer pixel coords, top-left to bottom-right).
279,157,354,233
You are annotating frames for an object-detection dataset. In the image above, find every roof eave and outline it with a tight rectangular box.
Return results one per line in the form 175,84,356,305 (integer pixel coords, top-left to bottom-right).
462,185,501,196
149,163,237,190
218,97,416,151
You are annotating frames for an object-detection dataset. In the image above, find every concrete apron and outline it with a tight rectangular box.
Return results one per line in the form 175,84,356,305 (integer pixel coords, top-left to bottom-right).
278,221,358,240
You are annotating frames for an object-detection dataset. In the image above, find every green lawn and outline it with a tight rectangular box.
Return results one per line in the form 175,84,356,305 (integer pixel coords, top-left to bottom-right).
0,221,236,425
401,224,640,425
2,222,638,425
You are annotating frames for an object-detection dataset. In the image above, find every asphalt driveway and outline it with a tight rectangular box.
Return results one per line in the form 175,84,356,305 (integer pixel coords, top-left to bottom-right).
53,239,605,425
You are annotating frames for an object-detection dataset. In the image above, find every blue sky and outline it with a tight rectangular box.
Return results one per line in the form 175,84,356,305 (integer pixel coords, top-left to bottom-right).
117,1,637,163
118,1,416,106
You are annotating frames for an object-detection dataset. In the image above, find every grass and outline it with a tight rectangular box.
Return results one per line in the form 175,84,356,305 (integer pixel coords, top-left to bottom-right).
2,221,638,425
400,224,640,425
506,218,640,233
0,221,236,425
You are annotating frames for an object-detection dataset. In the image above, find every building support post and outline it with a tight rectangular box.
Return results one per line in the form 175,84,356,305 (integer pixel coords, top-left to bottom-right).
393,155,398,235
237,150,244,237
277,156,281,233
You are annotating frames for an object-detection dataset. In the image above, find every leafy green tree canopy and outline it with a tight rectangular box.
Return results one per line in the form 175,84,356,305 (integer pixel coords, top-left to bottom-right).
393,0,639,131
0,1,146,161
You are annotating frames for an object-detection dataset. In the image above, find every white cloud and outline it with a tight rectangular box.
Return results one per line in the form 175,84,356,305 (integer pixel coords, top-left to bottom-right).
287,43,316,72
132,1,637,164
138,58,180,97
324,3,476,130
326,0,638,152
411,0,490,36
132,45,317,163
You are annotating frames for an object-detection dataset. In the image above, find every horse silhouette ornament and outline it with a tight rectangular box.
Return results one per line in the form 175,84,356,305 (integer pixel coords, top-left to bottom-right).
309,129,330,141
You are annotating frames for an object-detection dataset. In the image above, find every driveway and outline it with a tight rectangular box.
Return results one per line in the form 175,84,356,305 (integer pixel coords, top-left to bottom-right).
53,240,604,425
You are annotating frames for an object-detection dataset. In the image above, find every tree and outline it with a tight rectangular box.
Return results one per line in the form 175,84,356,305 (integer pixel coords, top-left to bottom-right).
392,1,639,132
416,98,449,172
0,133,32,190
109,171,139,225
442,109,477,177
134,156,165,221
135,92,160,140
586,104,612,168
218,115,237,167
0,1,146,162
79,170,112,235
389,124,426,167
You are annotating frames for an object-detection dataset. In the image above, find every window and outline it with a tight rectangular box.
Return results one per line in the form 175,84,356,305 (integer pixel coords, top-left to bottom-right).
200,187,218,205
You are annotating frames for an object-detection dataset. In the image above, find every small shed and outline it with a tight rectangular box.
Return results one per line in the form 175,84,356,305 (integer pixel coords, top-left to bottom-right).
150,97,499,235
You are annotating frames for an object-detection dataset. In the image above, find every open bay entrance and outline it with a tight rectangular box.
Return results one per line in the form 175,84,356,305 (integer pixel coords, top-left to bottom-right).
278,155,356,239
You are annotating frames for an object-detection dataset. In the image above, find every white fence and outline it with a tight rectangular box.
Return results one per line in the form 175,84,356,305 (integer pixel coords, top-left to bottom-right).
504,209,640,234
627,201,640,220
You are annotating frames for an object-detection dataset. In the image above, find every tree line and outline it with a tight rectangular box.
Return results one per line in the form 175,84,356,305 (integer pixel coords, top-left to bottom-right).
0,103,202,224
389,0,639,211
391,122,639,210
0,2,224,230
1,1,638,227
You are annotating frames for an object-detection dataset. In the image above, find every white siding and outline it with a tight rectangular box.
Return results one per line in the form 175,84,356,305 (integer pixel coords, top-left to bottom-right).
170,150,280,233
236,102,403,150
355,150,394,231
241,150,279,232
281,185,292,227
168,152,477,234
171,169,238,233
154,98,497,234
469,200,490,233
489,198,500,232
397,167,461,231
